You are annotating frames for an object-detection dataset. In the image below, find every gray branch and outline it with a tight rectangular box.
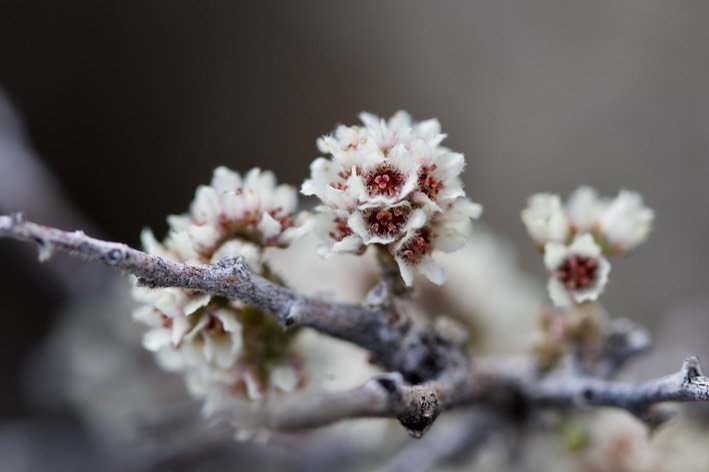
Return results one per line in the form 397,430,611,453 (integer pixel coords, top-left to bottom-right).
3,213,709,436
528,355,709,409
0,213,458,382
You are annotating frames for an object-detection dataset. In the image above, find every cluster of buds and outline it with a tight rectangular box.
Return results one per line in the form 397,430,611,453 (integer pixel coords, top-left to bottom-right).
302,111,482,286
133,167,306,405
521,187,654,307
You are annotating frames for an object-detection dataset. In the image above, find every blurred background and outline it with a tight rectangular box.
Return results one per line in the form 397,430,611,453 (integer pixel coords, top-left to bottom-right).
0,1,708,470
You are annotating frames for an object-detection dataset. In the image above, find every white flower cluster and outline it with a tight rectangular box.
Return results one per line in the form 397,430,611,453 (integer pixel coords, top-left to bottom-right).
133,167,305,404
302,111,482,286
521,186,654,307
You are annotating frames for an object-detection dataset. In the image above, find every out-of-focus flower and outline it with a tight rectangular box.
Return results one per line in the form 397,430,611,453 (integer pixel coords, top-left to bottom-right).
597,190,654,254
522,186,654,255
544,234,611,307
565,186,604,233
578,410,709,472
174,166,307,257
393,198,482,285
420,225,543,355
132,167,308,411
521,193,569,246
303,111,482,286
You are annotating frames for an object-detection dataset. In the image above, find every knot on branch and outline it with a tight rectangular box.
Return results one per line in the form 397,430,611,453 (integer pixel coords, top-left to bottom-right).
398,386,440,439
682,356,704,383
372,372,405,400
282,299,304,327
367,374,441,438
217,255,245,270
102,247,128,266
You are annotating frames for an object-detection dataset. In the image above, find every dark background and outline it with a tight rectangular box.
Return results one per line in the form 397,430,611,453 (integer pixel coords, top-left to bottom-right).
0,0,708,430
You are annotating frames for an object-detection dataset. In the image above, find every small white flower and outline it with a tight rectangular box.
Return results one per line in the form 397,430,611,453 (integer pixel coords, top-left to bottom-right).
597,189,654,254
345,145,420,207
521,193,569,245
393,199,483,285
133,287,211,348
522,186,654,255
133,166,309,411
171,167,304,257
543,234,611,307
304,111,482,286
565,185,606,232
348,204,427,246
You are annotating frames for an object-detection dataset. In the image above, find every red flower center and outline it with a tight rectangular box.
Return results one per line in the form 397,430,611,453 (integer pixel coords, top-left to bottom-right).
366,164,405,198
397,226,437,264
328,217,353,242
555,255,598,290
206,315,226,336
364,205,410,237
417,165,443,200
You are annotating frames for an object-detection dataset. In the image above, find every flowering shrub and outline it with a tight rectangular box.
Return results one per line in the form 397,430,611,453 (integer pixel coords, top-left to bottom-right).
6,110,709,472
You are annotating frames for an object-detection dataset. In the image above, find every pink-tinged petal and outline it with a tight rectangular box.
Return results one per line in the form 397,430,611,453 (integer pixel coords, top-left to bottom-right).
404,208,427,232
433,152,465,180
257,212,282,240
598,189,654,253
568,233,603,259
270,364,298,392
394,255,416,286
414,118,441,140
419,256,446,285
543,241,568,270
521,193,569,244
191,186,220,225
184,293,211,315
140,228,170,258
454,198,483,220
345,172,368,201
243,371,263,400
566,185,603,231
143,329,172,352
211,166,243,193
171,315,192,346
434,227,467,253
332,234,364,253
188,224,220,251
547,277,573,307
167,214,191,233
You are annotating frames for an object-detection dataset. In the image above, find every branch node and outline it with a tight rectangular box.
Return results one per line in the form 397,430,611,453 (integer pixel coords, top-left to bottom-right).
372,372,405,398
399,388,440,439
365,280,389,307
217,255,244,269
281,299,303,328
682,356,703,383
104,248,125,265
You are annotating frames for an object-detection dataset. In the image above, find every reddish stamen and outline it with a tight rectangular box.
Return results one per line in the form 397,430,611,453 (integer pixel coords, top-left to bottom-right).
365,164,405,198
364,205,410,237
555,255,598,291
397,227,437,264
